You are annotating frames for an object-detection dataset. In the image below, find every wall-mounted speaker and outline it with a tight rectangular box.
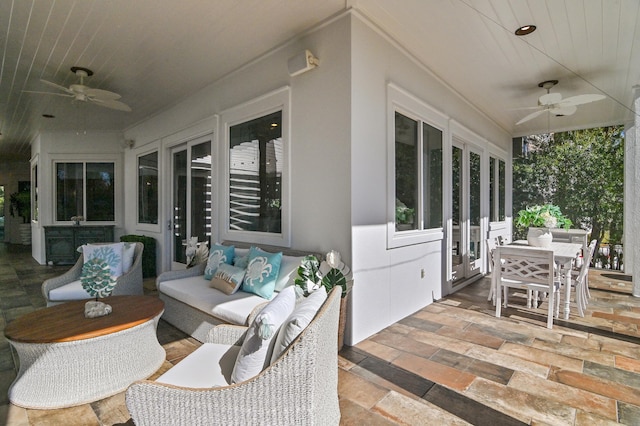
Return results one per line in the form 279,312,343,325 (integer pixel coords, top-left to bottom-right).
288,50,319,77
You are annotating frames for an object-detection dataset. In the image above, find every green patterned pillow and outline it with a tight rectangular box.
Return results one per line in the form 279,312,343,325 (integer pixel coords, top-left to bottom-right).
79,243,124,298
81,243,124,277
81,259,117,298
242,247,282,299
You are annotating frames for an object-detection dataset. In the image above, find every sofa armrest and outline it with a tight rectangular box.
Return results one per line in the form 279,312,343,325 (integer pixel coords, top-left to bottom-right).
246,301,269,325
156,262,206,289
41,257,84,299
111,242,144,296
205,324,248,345
125,288,342,426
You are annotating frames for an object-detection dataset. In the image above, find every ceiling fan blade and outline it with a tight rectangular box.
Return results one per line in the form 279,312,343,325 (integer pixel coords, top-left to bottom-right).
516,109,547,125
557,94,606,107
90,97,132,112
550,105,577,116
40,79,74,94
85,88,122,100
538,92,562,106
22,90,74,98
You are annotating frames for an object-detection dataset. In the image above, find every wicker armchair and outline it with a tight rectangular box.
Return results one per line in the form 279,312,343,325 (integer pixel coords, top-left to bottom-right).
126,287,341,426
42,242,144,306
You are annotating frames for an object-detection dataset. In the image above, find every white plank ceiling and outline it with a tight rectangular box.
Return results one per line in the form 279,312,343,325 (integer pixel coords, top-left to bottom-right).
1,0,639,160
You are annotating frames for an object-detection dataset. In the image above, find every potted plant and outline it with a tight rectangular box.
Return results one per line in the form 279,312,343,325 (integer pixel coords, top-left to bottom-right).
395,199,414,230
9,191,30,223
294,250,353,349
515,204,572,247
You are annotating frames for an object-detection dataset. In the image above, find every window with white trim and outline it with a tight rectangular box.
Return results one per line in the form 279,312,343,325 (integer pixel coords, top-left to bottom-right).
489,156,506,222
388,84,445,248
55,162,115,222
138,151,159,225
221,87,290,246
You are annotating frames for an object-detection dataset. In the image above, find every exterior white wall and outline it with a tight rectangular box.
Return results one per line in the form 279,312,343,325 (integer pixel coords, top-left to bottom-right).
30,131,124,264
123,17,352,274
25,12,513,346
348,14,511,345
0,160,30,244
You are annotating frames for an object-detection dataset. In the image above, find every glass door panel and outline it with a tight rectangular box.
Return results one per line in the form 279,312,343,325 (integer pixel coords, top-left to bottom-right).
171,138,212,268
190,142,212,244
451,146,463,281
469,150,482,273
172,149,187,265
450,144,483,285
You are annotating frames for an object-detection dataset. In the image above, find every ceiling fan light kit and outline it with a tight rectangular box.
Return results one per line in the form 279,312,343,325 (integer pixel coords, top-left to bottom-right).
515,79,605,125
24,66,132,112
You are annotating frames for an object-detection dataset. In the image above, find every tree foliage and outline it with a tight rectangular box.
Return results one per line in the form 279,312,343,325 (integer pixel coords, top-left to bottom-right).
513,126,624,244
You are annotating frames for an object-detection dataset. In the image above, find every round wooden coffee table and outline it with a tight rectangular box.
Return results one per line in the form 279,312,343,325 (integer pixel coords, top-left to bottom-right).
4,295,165,409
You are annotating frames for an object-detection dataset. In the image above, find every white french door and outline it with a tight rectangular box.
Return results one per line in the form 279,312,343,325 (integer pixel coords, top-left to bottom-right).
450,141,483,286
170,136,212,269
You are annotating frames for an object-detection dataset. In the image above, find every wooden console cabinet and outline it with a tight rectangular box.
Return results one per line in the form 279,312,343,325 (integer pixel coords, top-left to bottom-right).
44,225,115,265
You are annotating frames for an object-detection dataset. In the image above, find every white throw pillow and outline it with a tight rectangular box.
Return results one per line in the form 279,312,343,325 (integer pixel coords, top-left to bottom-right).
270,286,327,364
231,286,296,383
274,255,305,292
121,242,136,273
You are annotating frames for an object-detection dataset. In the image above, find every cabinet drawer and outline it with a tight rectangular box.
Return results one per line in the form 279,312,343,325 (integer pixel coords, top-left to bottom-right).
44,226,115,265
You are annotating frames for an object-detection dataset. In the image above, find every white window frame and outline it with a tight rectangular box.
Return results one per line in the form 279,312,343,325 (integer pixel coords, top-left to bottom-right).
30,155,38,224
488,155,507,224
219,87,291,247
51,154,120,225
136,147,161,232
387,84,447,249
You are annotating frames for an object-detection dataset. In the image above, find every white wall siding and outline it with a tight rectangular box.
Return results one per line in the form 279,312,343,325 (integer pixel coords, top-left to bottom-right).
348,14,510,345
30,131,124,264
123,17,353,275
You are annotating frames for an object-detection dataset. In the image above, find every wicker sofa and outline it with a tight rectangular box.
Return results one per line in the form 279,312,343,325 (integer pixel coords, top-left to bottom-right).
156,242,320,342
126,286,341,426
41,242,144,306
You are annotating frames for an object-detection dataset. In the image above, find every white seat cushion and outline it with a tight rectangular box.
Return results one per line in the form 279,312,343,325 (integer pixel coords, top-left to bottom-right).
159,275,267,325
48,280,92,302
156,343,240,388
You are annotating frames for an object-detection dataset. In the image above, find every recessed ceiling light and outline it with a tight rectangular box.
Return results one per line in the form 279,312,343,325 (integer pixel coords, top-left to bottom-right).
515,25,536,36
42,114,55,118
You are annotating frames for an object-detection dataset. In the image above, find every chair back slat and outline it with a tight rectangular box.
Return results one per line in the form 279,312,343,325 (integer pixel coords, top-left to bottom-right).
496,247,555,286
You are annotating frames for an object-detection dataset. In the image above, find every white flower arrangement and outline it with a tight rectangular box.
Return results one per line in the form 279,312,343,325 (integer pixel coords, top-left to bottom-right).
185,237,209,268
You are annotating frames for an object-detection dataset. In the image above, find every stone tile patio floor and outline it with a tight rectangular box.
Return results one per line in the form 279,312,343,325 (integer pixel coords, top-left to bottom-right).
1,242,640,425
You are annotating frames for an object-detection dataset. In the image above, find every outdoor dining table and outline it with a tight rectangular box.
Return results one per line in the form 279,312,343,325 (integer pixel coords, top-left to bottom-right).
510,240,583,320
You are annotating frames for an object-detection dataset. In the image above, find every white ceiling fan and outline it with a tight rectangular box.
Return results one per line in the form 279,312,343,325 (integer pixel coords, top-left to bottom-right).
24,66,131,112
516,80,605,125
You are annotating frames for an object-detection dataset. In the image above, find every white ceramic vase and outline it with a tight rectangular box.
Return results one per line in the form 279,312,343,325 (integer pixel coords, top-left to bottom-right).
527,227,553,248
19,223,31,245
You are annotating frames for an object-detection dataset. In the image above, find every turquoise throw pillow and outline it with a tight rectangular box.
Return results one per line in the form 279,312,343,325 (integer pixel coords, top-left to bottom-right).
204,244,235,280
242,247,282,299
